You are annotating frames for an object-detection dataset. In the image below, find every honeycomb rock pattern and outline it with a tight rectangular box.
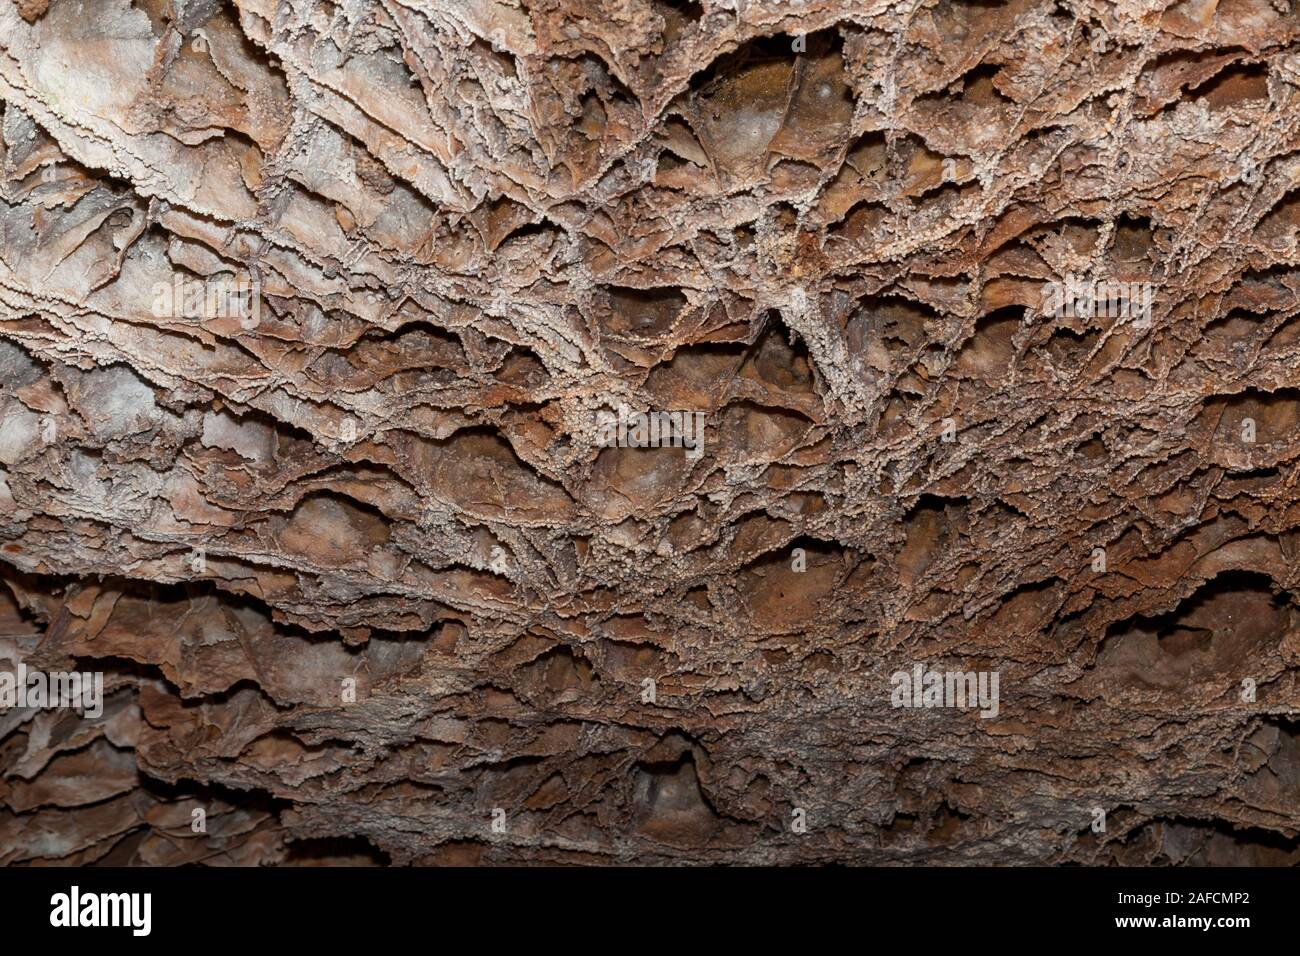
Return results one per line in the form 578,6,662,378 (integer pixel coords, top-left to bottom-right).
3,0,1300,864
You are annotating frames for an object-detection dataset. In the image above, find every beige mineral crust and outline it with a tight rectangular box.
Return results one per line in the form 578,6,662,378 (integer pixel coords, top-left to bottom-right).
3,0,1300,865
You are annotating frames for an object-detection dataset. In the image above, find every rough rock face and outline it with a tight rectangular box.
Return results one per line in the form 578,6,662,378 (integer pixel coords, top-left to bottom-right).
3,0,1300,867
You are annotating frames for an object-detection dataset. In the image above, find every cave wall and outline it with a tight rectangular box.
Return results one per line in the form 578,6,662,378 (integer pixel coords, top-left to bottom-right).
3,0,1300,865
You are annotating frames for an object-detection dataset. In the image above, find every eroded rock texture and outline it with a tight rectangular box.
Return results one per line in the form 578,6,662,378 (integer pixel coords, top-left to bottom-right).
3,0,1300,866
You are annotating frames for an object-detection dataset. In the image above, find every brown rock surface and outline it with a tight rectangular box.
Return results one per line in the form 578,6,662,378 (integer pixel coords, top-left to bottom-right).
3,0,1300,865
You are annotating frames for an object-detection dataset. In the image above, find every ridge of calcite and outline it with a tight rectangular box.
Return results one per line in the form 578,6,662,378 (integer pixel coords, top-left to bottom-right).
4,0,1300,865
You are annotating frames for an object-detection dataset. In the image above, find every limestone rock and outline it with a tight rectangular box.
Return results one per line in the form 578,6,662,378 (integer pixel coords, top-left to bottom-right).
3,0,1300,865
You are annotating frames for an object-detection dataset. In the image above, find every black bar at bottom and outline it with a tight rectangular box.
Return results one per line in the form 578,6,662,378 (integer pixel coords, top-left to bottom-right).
0,865,1280,943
